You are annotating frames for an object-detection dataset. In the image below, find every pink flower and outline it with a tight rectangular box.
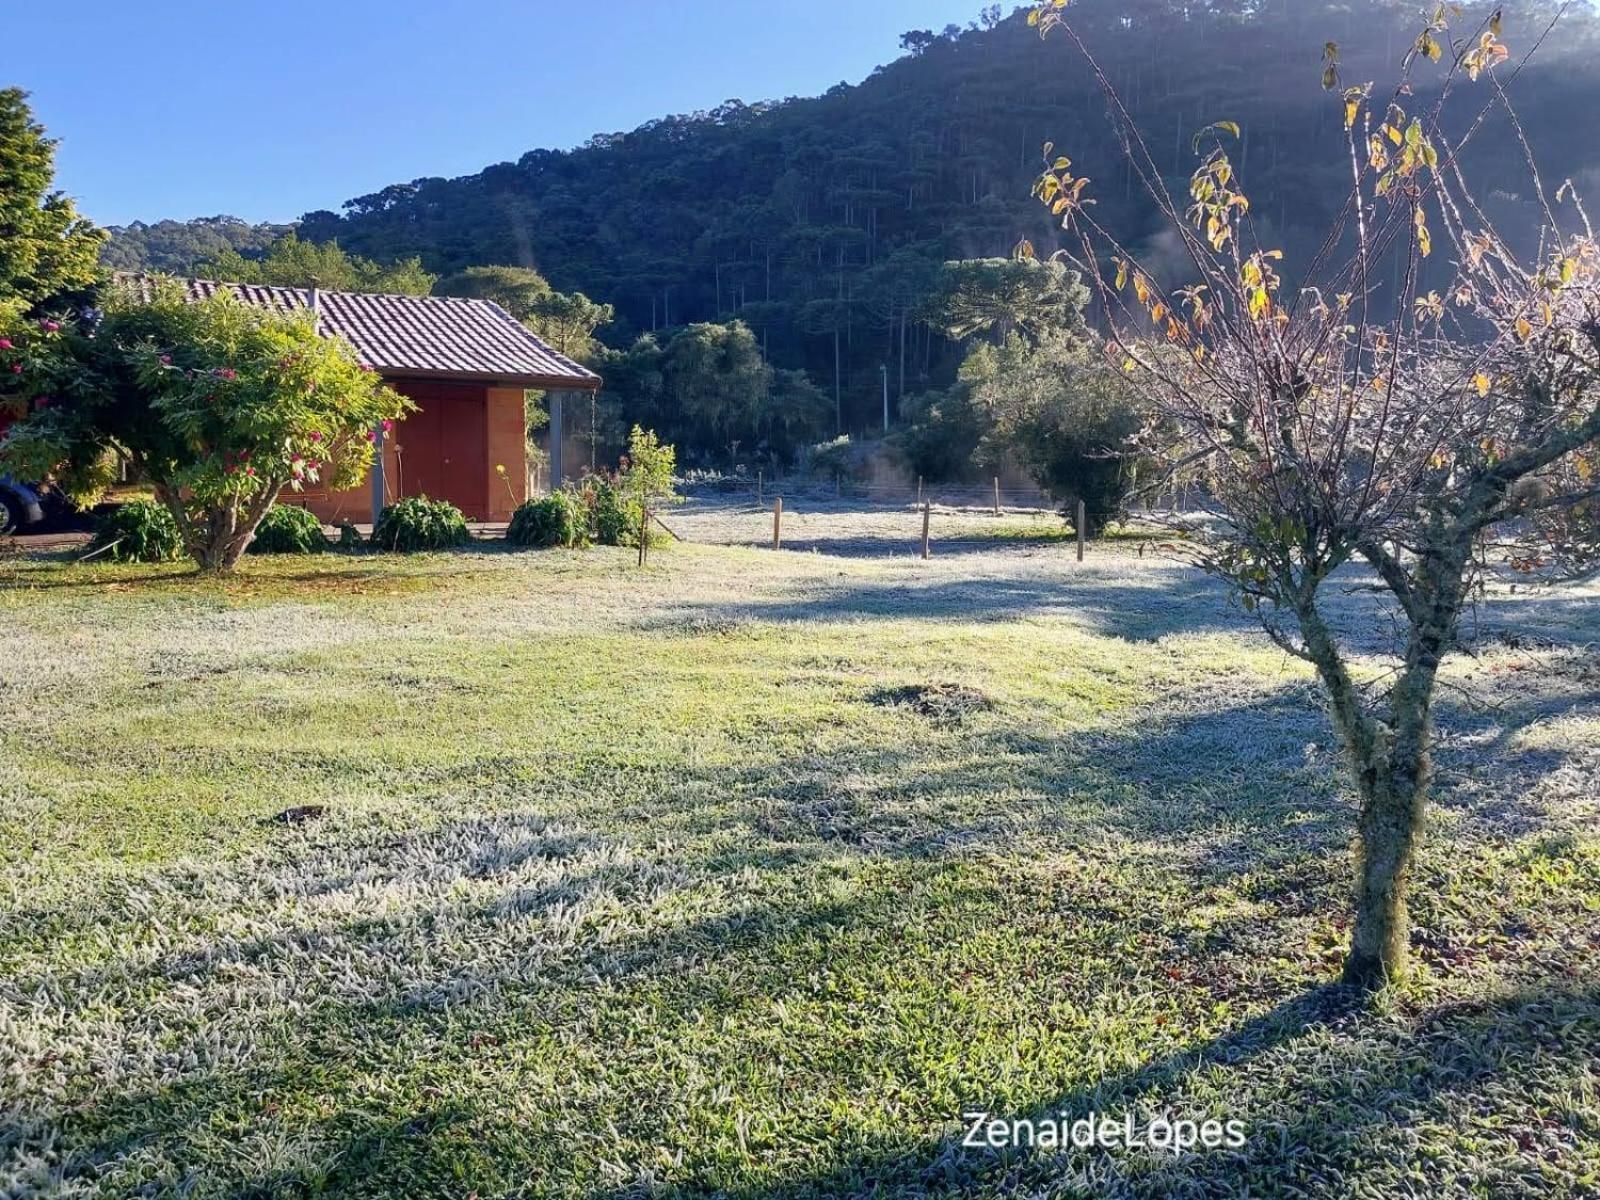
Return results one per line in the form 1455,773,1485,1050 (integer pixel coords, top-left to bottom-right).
39,320,59,333
160,354,172,365
238,450,250,462
381,419,394,433
216,367,237,381
0,338,12,350
308,431,323,442
245,466,256,477
365,430,378,443
9,363,20,375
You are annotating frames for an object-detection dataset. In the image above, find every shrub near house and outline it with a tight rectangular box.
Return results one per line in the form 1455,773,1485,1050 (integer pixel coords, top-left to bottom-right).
0,280,407,572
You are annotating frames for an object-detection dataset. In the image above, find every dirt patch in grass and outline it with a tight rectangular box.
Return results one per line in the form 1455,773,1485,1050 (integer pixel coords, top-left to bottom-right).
867,681,993,721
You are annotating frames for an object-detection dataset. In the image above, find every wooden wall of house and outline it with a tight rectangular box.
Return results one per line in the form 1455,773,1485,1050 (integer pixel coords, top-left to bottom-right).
287,381,526,525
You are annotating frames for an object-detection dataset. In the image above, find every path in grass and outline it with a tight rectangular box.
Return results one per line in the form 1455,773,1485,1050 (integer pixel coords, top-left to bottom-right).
1,540,1596,1198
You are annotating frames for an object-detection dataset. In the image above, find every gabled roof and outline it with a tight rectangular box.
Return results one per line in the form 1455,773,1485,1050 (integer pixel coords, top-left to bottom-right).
116,274,601,390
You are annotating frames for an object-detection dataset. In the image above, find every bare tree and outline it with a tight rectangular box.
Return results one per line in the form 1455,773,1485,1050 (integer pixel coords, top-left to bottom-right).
1026,0,1600,988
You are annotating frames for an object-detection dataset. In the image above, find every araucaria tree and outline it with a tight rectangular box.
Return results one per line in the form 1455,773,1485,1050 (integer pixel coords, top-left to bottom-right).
1027,0,1600,987
0,280,408,571
0,88,104,314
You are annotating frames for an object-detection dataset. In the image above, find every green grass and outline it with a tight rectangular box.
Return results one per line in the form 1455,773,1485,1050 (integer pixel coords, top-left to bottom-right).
1,540,1596,1198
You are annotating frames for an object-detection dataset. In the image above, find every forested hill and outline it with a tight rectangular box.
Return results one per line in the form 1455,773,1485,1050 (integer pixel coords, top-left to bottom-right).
106,0,1600,426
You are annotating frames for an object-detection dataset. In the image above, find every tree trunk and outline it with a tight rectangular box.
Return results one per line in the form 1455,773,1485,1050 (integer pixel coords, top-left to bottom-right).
1298,543,1464,990
160,484,283,574
1344,755,1426,989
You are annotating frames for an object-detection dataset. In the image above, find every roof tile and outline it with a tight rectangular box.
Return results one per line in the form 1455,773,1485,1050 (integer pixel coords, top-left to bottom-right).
117,274,601,389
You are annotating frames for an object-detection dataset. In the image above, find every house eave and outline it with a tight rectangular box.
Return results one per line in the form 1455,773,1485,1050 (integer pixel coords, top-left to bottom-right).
376,367,602,390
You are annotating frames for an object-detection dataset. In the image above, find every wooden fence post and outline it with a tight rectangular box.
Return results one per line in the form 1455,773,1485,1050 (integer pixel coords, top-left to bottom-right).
638,505,650,567
1076,498,1087,563
772,497,783,550
993,476,1001,517
921,501,931,560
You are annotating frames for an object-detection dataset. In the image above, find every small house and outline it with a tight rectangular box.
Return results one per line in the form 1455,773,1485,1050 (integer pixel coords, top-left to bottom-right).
123,276,601,523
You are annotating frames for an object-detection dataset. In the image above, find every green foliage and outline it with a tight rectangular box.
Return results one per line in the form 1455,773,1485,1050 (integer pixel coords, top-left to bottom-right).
582,475,636,548
199,233,434,295
929,258,1088,345
0,89,105,312
370,495,471,552
247,504,327,555
433,265,552,319
100,216,291,274
506,491,587,549
595,323,830,468
895,388,987,482
269,1,1600,444
88,499,183,564
961,332,1147,535
576,431,677,548
619,426,677,509
809,434,858,480
0,279,409,570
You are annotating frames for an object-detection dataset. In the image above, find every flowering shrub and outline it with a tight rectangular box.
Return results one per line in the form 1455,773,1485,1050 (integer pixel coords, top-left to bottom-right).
0,279,408,572
87,499,183,564
246,504,326,555
370,495,470,552
506,491,587,549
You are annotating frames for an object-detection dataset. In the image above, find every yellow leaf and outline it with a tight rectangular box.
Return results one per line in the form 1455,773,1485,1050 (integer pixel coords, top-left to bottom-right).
1473,373,1491,398
1515,317,1533,341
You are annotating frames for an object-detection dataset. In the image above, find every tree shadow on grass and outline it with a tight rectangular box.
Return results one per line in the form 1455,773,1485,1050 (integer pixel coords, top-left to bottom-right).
3,663,1595,1195
643,569,1254,642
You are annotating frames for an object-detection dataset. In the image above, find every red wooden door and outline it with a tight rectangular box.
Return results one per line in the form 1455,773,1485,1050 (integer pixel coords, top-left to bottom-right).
392,382,489,518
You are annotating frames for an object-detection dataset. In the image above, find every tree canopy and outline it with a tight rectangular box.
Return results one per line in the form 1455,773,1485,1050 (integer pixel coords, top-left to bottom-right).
0,281,407,570
0,88,104,315
198,233,435,295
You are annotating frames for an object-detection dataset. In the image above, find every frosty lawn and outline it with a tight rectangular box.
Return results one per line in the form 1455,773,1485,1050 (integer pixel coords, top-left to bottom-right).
1,538,1596,1197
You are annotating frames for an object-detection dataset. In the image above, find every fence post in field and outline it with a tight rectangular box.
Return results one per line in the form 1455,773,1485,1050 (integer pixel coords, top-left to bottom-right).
921,501,931,560
757,470,763,505
772,497,783,550
638,506,649,567
993,477,1001,517
1077,499,1087,563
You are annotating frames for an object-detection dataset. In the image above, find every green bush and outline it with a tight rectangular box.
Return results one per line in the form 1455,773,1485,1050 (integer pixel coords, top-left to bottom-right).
88,500,184,563
585,475,638,547
506,492,586,549
247,504,326,555
370,495,471,552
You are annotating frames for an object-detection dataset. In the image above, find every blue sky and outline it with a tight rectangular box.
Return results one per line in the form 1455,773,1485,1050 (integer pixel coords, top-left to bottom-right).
12,0,986,228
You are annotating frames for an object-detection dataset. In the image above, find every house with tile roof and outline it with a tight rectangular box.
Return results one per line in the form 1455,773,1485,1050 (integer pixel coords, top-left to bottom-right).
118,275,601,524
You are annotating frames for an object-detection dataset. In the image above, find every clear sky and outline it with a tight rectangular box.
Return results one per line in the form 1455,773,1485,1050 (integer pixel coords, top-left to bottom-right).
12,0,986,229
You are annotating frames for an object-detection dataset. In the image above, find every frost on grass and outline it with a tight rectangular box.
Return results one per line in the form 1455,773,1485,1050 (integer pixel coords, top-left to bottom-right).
0,526,1596,1197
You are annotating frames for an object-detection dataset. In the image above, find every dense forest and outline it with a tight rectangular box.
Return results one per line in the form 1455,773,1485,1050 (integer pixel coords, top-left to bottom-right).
104,0,1600,449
